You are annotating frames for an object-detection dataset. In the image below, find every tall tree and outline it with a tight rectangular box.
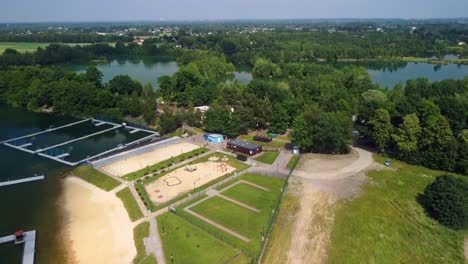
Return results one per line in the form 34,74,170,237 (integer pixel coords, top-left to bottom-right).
393,114,421,160
369,108,392,152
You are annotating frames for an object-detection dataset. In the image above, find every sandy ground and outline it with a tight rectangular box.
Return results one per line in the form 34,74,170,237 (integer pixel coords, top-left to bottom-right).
100,142,199,177
464,237,468,261
145,161,235,204
63,177,136,264
284,147,374,264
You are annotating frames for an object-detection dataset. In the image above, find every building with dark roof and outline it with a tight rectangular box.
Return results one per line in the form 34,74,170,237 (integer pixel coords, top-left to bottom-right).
226,139,262,155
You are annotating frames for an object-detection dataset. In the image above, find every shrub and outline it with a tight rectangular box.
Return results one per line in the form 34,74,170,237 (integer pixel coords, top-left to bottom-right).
420,175,468,229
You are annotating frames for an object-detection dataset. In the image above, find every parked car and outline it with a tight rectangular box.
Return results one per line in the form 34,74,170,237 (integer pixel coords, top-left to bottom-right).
384,159,391,166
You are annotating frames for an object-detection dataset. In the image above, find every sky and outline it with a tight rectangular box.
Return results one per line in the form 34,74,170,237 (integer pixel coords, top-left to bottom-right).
2,0,468,22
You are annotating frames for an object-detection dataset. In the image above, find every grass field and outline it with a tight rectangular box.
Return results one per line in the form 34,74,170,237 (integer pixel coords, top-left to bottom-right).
122,148,209,181
133,222,157,264
237,135,285,148
71,165,120,191
116,187,144,222
157,213,245,264
0,42,99,54
261,192,300,264
327,156,467,263
176,174,285,257
254,151,280,164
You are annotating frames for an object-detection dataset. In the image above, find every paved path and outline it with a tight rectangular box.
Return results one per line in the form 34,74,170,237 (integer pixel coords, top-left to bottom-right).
144,218,166,264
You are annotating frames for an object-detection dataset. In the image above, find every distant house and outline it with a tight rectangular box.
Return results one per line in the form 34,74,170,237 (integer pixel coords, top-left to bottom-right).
227,139,262,156
194,105,210,113
133,38,145,46
459,41,466,46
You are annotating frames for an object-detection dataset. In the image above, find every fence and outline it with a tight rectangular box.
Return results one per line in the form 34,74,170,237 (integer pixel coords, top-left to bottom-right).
90,137,180,167
255,154,302,263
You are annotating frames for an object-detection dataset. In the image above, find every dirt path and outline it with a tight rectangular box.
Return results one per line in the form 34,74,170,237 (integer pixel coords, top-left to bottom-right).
281,147,374,264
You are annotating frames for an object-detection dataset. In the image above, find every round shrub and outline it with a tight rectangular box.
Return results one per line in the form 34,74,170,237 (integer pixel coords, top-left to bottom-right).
420,175,468,229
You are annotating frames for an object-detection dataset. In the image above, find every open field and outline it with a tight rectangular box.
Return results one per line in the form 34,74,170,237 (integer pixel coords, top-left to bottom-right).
63,177,136,264
116,187,144,222
327,156,467,263
254,151,280,164
136,152,249,211
100,142,200,177
122,148,208,181
176,174,285,258
145,160,236,204
157,213,245,264
0,42,108,54
71,165,120,191
133,222,157,264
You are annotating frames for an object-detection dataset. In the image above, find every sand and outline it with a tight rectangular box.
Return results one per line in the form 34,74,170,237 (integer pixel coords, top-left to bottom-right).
100,142,200,177
63,177,136,264
145,161,235,204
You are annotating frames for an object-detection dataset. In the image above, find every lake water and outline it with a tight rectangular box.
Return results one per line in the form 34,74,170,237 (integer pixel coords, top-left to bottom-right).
367,62,468,88
0,105,150,264
67,58,253,88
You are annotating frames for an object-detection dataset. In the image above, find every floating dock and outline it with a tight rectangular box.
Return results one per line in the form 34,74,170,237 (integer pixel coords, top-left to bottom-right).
1,118,160,166
0,175,44,187
0,230,36,264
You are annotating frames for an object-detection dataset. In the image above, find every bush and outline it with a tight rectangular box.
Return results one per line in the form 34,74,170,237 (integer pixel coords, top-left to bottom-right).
420,175,468,229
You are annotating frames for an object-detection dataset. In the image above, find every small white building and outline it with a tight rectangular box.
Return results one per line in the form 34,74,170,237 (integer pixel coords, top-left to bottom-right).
194,105,210,113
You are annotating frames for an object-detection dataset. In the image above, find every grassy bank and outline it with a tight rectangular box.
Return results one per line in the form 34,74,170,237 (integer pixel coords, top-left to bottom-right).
116,187,144,221
71,165,120,191
132,222,157,264
286,155,301,169
327,157,466,263
0,42,99,54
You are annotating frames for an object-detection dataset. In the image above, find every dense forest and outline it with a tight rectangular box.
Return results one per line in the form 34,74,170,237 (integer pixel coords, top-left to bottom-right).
0,21,466,174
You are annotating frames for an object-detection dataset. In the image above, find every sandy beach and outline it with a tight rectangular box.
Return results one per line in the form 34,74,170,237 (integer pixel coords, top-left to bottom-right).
63,177,136,264
100,142,200,177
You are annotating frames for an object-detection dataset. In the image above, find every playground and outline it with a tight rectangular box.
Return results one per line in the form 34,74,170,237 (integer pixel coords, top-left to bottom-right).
100,142,199,177
145,159,235,204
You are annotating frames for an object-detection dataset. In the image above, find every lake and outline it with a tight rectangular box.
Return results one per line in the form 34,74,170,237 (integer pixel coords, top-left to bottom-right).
67,57,253,88
366,62,468,88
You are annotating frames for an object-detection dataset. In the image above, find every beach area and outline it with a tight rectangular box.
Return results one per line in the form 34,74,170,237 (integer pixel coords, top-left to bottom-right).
62,177,136,264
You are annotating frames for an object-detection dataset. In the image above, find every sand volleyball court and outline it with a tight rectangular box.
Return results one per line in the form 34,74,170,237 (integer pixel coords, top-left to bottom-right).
100,142,199,177
63,177,136,264
145,160,235,204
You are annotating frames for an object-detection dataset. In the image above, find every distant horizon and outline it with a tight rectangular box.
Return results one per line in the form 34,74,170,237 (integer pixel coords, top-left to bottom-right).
2,17,468,24
3,0,468,23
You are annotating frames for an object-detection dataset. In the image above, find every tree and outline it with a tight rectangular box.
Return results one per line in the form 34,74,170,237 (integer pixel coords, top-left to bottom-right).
291,114,313,150
108,75,142,95
369,108,392,152
312,112,353,154
420,175,468,230
85,66,103,88
268,104,289,134
204,107,240,138
393,114,421,160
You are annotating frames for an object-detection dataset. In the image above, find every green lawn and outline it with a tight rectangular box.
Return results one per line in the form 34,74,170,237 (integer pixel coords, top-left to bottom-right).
286,155,301,169
122,148,209,181
327,156,467,263
178,174,285,256
133,222,157,264
116,187,144,221
222,183,279,210
254,151,280,165
237,135,285,148
71,165,120,191
157,213,245,264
